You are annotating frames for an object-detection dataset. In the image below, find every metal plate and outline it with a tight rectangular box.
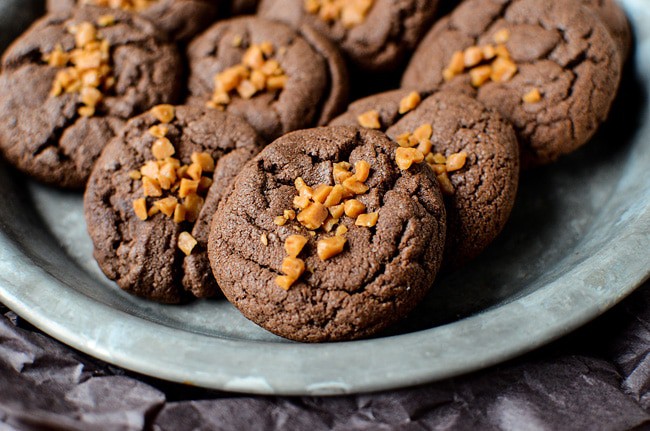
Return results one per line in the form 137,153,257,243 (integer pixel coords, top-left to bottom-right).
0,0,648,395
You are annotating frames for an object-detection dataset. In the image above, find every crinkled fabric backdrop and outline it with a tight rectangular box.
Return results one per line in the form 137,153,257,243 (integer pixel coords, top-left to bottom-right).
1,1,649,430
2,282,649,431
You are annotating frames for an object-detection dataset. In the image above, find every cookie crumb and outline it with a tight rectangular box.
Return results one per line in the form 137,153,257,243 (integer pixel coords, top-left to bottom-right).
178,232,198,256
357,110,381,129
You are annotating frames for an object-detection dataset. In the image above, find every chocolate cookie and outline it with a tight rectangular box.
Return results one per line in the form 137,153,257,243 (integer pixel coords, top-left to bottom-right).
84,105,262,303
332,89,519,267
0,7,182,189
401,0,622,166
187,17,348,143
257,0,439,72
582,0,631,60
225,0,259,15
208,126,447,342
46,0,219,40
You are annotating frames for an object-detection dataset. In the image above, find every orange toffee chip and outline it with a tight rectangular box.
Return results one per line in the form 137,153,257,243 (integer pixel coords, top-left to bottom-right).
209,42,287,110
273,159,379,289
46,19,115,117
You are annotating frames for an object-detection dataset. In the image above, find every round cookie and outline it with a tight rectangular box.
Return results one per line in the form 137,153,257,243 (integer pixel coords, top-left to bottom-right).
187,17,348,143
208,126,447,342
332,90,519,267
46,0,219,41
84,105,262,303
401,0,622,166
0,7,182,189
257,0,439,72
581,0,631,60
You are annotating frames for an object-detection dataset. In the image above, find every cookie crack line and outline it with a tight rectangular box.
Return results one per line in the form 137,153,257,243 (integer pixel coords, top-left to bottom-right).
31,108,80,161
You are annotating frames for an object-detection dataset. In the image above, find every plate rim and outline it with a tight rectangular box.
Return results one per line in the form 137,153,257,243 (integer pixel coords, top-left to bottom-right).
0,0,649,396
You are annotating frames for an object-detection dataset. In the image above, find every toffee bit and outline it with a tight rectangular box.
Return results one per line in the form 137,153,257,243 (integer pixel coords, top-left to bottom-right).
178,232,198,256
151,104,175,123
209,41,287,110
523,88,542,104
395,147,424,170
317,236,347,261
357,110,381,129
355,212,378,227
398,91,421,114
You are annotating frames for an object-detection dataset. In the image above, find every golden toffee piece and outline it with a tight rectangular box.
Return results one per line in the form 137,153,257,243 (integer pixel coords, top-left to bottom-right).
130,105,216,256
394,123,468,196
45,17,116,117
81,0,158,12
443,28,519,87
304,0,375,29
208,41,288,110
357,91,423,130
274,159,380,290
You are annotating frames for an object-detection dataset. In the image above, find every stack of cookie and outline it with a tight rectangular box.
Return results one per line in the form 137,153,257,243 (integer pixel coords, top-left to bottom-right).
0,0,630,342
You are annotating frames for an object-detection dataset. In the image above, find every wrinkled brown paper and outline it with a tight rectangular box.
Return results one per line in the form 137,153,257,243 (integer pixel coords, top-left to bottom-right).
1,283,649,431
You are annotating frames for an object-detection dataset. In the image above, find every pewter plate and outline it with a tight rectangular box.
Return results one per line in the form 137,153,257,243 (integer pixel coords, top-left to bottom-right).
0,0,649,396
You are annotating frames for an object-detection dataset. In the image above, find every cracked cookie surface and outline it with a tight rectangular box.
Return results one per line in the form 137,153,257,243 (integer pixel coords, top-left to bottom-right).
46,0,219,40
208,126,446,342
187,17,348,143
402,0,622,166
84,105,262,303
0,6,182,188
332,90,519,268
258,0,439,72
581,0,631,60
